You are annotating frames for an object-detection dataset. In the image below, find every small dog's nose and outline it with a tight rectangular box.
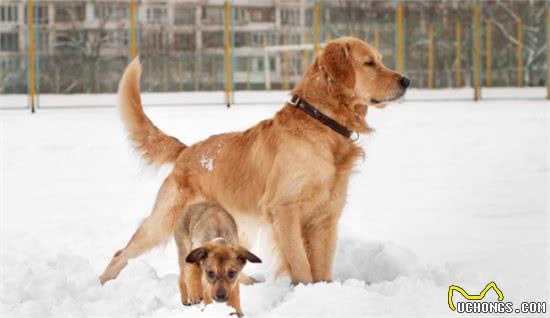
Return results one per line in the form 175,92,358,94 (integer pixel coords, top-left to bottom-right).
400,76,410,88
215,289,227,302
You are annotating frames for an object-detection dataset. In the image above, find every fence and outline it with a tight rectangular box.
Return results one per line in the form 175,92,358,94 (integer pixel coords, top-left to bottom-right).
0,0,548,111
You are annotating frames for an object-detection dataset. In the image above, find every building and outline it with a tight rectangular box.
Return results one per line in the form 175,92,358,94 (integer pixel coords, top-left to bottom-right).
0,0,398,93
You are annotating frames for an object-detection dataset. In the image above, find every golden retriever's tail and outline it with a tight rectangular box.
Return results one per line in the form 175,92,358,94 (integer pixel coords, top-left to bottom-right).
118,58,187,165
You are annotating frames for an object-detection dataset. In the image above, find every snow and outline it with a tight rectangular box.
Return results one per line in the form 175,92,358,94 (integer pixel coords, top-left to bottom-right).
1,90,549,317
199,154,214,172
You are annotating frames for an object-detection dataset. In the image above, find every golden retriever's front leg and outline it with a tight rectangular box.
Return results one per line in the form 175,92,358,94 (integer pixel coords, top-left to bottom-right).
270,206,313,284
305,216,338,282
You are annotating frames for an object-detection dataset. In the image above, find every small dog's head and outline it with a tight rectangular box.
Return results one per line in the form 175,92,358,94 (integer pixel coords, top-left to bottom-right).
185,239,261,303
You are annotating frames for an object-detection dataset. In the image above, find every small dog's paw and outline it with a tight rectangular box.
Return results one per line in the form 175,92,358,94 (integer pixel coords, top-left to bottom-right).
188,295,202,305
230,311,244,317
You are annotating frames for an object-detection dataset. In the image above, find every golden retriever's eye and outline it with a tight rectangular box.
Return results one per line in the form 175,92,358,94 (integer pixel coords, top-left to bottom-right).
227,271,237,279
206,270,216,280
364,61,375,67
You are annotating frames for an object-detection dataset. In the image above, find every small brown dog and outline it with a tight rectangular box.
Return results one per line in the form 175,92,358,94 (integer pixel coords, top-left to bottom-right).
174,203,261,316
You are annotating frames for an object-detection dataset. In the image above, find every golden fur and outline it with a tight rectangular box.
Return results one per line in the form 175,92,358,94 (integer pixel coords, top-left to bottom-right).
99,37,407,285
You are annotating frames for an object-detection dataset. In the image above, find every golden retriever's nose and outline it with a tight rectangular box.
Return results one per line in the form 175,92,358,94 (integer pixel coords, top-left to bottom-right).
400,76,410,88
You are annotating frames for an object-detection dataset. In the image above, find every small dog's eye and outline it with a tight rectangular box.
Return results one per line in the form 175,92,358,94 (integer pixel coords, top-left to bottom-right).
227,271,237,279
206,271,216,279
364,61,375,67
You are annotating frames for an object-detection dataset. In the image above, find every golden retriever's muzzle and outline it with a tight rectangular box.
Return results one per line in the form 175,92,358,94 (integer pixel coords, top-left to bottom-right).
372,75,410,105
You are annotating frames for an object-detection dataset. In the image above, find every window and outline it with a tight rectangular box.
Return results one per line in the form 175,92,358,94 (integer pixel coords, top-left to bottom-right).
105,30,128,47
202,6,223,25
147,7,167,24
281,8,299,26
174,5,195,25
0,33,18,51
144,31,167,50
95,4,128,20
174,33,195,51
55,4,85,23
24,5,48,24
203,31,223,48
249,8,274,22
234,32,249,47
0,5,18,23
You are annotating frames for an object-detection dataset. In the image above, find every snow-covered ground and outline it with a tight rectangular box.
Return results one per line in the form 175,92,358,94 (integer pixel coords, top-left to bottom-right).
1,90,549,317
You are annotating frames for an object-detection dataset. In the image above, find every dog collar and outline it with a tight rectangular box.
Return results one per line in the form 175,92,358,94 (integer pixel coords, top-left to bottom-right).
288,95,357,140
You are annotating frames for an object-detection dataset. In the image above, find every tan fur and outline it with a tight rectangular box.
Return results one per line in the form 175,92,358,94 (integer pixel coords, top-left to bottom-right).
100,37,407,286
176,204,261,316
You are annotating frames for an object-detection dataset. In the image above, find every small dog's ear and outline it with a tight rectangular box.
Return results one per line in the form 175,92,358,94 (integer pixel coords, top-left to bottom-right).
237,247,262,263
186,247,208,264
319,41,355,89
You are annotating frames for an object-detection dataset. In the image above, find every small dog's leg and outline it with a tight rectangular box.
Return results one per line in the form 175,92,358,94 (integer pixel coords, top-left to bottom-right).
99,175,188,284
185,263,203,304
202,284,213,305
228,284,243,317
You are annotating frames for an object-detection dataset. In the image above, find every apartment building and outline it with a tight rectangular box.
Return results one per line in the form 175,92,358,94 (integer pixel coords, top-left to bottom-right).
0,0,393,92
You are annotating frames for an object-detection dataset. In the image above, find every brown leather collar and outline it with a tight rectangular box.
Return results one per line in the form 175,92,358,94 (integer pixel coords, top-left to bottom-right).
288,95,355,139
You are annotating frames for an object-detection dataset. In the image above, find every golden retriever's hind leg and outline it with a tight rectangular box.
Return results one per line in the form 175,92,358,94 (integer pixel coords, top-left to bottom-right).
270,207,312,284
305,217,338,282
99,175,188,284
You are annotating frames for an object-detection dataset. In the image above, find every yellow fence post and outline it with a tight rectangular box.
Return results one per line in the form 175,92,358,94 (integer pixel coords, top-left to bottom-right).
485,21,492,87
374,27,380,51
517,17,523,87
283,34,289,90
304,32,311,70
396,1,404,74
246,56,251,90
130,0,137,58
224,0,232,107
428,24,434,89
28,0,36,113
547,5,550,99
455,22,461,87
473,2,481,101
313,0,321,54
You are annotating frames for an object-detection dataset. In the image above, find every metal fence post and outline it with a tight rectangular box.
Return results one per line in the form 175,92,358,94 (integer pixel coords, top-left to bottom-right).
428,24,434,88
517,17,523,87
395,1,404,74
224,0,233,107
473,2,481,101
28,0,36,113
455,21,461,87
130,0,137,59
485,21,492,87
313,0,321,54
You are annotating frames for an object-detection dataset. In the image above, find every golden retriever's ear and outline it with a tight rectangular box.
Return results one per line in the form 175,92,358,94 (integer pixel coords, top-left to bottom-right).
236,247,262,264
186,247,208,264
319,41,355,89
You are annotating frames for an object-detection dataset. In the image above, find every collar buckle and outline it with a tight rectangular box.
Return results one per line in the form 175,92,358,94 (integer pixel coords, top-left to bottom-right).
288,95,301,106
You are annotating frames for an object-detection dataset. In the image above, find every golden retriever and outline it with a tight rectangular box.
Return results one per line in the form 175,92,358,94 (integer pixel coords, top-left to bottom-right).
100,36,409,285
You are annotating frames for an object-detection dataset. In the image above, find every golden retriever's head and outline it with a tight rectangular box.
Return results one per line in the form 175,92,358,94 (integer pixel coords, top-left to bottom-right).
320,37,409,107
186,239,261,303
293,37,409,133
